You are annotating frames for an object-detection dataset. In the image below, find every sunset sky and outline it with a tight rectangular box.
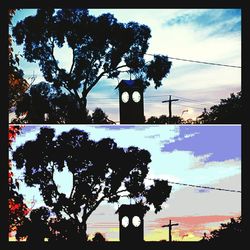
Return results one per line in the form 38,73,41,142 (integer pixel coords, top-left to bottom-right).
10,8,241,122
9,125,241,241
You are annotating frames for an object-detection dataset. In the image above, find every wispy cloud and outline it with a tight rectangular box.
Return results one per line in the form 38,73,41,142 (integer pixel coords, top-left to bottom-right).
146,214,239,241
161,126,241,162
165,9,241,37
11,9,241,121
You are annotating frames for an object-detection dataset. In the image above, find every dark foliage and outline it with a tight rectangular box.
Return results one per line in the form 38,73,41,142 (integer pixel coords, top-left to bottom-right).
12,127,172,240
197,91,242,124
12,81,114,124
16,207,51,242
12,9,172,123
9,126,29,234
92,232,106,242
12,81,91,124
146,115,183,124
9,9,29,110
91,108,112,124
201,217,242,243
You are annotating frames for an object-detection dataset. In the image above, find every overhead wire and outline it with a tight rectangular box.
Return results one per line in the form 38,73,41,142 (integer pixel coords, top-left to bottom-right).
145,178,241,193
145,53,241,69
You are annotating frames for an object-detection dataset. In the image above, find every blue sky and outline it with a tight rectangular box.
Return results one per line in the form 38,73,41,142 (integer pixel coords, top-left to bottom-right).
9,125,241,240
10,9,241,122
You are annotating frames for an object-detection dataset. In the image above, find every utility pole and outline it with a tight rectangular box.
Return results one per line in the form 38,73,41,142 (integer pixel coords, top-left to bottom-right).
162,95,179,120
162,219,179,242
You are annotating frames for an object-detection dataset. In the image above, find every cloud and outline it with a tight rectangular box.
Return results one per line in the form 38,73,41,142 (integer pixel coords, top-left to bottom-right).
10,125,241,242
165,9,241,37
11,9,241,120
161,125,241,162
146,214,238,241
162,175,241,217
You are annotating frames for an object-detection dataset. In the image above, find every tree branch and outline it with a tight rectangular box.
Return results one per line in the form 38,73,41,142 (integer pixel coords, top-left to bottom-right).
116,189,127,194
84,187,127,220
85,64,128,96
69,174,75,200
49,39,60,73
85,195,107,220
62,83,75,96
69,48,75,75
84,57,97,88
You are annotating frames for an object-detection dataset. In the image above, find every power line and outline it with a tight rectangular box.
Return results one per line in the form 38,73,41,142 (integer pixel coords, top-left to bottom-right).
86,94,217,106
22,53,241,80
168,181,241,193
168,56,241,69
174,103,205,110
171,95,216,105
146,178,241,193
145,53,241,69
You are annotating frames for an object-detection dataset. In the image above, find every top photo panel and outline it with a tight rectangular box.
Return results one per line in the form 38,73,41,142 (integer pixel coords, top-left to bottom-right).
9,9,241,124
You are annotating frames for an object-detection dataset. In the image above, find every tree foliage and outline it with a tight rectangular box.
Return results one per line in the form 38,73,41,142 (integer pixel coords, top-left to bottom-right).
201,216,242,243
12,127,172,240
12,9,172,122
12,81,113,124
91,108,112,124
9,9,30,111
92,232,106,242
9,126,29,235
197,91,242,124
146,115,183,124
16,207,51,242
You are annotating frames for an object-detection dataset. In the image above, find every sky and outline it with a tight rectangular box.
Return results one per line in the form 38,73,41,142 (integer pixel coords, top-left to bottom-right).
9,125,241,241
10,8,241,122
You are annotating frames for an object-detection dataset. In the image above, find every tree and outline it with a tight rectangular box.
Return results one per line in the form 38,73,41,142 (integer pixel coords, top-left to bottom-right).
9,126,29,236
196,91,242,124
201,216,242,243
146,115,183,124
9,9,30,111
12,82,113,124
48,217,83,241
91,108,113,124
12,81,92,124
12,127,172,241
92,232,106,242
12,9,172,122
16,206,51,242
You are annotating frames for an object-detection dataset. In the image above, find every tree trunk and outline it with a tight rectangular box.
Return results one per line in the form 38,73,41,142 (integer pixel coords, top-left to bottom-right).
81,220,88,242
79,96,89,123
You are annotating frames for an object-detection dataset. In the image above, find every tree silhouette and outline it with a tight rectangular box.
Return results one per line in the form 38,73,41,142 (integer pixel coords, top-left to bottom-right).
48,217,82,241
12,127,172,241
8,9,30,111
197,91,242,124
9,126,29,236
12,81,92,124
201,216,242,243
12,9,172,122
12,82,112,124
91,108,112,124
92,232,106,242
146,115,183,124
16,206,51,242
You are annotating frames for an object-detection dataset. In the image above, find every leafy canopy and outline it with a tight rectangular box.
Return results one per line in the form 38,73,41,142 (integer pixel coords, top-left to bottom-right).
9,126,29,234
12,9,172,113
13,81,114,124
13,128,172,227
9,9,30,110
197,91,242,124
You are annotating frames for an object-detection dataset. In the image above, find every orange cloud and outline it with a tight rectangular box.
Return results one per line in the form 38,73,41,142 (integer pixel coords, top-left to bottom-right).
145,214,240,241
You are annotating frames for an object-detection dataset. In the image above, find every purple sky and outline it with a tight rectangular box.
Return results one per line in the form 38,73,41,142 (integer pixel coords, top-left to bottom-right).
161,126,241,162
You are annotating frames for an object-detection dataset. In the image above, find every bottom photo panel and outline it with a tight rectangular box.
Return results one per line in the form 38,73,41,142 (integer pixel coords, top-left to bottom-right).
8,125,241,244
